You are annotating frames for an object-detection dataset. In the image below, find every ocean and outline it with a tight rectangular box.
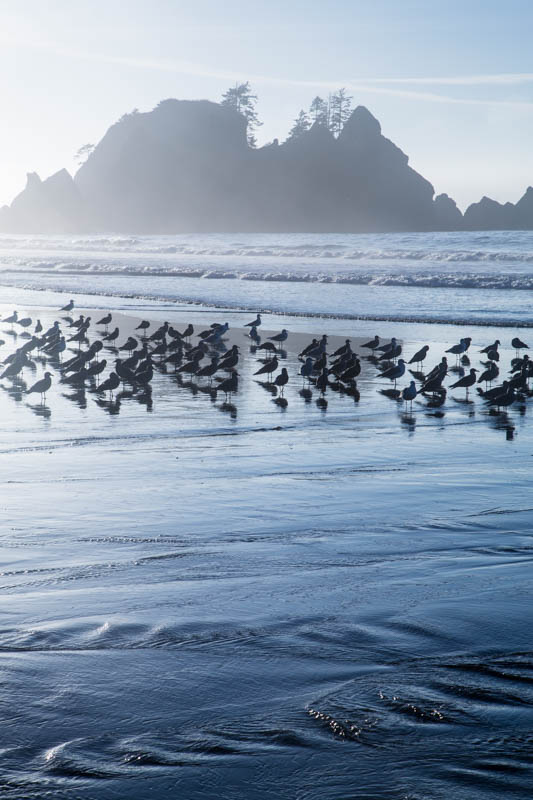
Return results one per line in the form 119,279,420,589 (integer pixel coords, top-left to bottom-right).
2,229,533,326
1,231,533,799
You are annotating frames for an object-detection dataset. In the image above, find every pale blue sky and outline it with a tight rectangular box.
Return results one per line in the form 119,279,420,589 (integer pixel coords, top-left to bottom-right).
1,0,533,208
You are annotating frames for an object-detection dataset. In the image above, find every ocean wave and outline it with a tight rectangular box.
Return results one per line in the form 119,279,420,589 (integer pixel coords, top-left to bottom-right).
5,260,533,290
2,234,533,265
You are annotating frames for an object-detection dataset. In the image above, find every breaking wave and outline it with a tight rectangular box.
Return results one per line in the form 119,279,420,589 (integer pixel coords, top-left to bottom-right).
3,233,533,266
4,259,533,290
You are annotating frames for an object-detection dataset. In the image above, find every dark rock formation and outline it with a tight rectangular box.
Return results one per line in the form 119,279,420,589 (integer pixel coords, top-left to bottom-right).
515,186,533,228
75,100,251,232
1,98,532,234
433,194,464,230
463,196,518,230
462,187,533,230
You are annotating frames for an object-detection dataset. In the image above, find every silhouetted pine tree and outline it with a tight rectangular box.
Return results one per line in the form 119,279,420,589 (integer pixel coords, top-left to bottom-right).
286,110,311,141
221,82,262,147
329,88,353,137
309,96,329,127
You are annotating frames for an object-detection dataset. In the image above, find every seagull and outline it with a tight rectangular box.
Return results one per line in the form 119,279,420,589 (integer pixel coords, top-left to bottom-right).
316,368,329,395
257,341,277,354
43,321,60,339
376,337,397,353
103,327,119,344
446,338,471,365
91,340,103,360
87,359,107,382
408,345,429,367
151,339,169,360
478,362,499,385
329,353,353,376
378,343,402,362
450,368,478,397
45,337,66,360
60,299,74,312
216,372,238,401
361,335,380,351
478,379,508,400
136,320,150,336
300,357,314,383
306,336,328,360
274,367,289,395
381,359,406,388
249,326,260,343
27,371,52,402
16,317,32,328
402,380,417,411
115,359,137,385
480,339,500,354
512,336,529,357
245,313,261,328
198,324,218,339
254,356,278,378
219,346,239,371
68,329,88,348
485,386,515,410
96,371,120,397
300,339,318,358
205,323,229,344
167,327,183,342
421,370,446,394
3,311,18,328
97,313,112,332
340,359,361,382
197,356,219,383
177,354,202,375
332,339,352,358
118,336,138,353
268,329,288,347
446,338,472,361
34,320,42,333
312,352,327,373
1,355,28,379
149,322,169,342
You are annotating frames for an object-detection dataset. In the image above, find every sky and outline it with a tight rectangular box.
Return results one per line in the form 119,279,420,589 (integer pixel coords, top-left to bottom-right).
1,0,533,209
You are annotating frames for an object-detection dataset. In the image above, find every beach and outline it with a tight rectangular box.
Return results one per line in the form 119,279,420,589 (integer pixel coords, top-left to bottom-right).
1,277,533,798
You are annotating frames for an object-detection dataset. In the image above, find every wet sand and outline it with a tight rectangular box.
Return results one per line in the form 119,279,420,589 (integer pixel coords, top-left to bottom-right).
1,290,532,799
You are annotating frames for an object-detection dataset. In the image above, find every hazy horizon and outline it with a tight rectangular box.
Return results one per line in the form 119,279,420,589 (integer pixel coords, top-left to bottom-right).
2,0,533,211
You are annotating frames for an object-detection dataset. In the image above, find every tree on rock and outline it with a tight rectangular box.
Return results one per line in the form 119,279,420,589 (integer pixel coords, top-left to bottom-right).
309,96,329,127
221,82,262,147
286,110,311,141
75,143,95,164
329,88,353,137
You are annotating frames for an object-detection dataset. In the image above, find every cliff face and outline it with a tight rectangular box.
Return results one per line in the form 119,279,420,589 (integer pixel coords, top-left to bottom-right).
1,98,532,234
1,169,85,233
75,100,251,232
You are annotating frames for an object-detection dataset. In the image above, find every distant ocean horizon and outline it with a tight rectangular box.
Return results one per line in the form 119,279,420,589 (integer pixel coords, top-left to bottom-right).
2,229,533,326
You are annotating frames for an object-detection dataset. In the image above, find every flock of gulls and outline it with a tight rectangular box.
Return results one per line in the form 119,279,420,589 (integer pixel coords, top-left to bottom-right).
0,302,531,423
